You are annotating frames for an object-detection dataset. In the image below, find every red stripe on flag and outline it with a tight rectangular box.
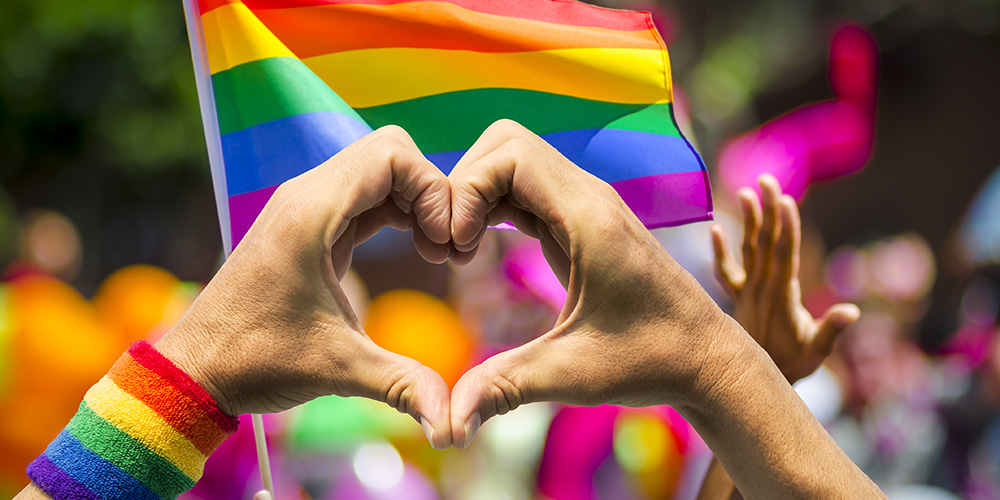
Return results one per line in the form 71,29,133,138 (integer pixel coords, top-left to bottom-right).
199,0,653,32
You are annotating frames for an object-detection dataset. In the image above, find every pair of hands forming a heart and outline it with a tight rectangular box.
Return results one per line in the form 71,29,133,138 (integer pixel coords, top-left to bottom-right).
156,119,739,450
154,120,886,499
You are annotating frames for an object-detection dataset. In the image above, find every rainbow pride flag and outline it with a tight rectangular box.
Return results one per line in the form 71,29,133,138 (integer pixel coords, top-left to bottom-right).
183,0,712,252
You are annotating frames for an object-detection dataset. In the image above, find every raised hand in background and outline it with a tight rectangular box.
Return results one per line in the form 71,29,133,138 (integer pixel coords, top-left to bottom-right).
710,174,859,383
699,174,860,500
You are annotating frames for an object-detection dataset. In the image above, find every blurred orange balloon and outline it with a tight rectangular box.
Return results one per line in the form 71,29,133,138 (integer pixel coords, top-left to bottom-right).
92,265,197,344
0,266,199,490
0,275,121,488
365,290,474,388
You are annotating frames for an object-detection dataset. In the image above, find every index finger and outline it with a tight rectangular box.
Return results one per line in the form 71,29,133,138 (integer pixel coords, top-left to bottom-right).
285,125,452,250
448,120,612,251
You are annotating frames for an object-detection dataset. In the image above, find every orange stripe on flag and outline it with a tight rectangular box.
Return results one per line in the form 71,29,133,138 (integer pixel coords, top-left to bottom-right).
253,1,659,57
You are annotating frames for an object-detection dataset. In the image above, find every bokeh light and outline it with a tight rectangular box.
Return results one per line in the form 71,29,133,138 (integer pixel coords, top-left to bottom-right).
18,210,82,279
353,442,404,492
365,289,474,388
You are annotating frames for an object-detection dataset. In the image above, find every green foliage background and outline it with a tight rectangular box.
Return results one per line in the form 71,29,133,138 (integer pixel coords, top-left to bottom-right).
0,0,222,288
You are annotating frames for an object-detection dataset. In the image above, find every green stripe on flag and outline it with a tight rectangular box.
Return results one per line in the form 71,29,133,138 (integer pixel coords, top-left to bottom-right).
212,57,366,136
212,57,682,154
356,89,681,154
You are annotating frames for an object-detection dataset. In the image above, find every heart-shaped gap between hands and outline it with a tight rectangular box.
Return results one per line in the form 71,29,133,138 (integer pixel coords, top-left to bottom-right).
156,120,740,452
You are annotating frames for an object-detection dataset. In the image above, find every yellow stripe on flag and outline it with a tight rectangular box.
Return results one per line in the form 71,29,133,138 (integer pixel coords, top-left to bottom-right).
304,47,672,108
202,2,295,74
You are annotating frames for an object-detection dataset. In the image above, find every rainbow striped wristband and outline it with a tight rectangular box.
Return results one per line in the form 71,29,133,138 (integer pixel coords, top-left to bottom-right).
27,341,239,499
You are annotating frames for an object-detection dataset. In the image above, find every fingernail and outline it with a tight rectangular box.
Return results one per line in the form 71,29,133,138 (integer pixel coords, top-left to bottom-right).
420,416,440,450
463,412,482,449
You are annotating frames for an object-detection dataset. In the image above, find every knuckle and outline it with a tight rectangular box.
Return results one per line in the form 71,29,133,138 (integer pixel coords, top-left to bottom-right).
271,181,294,202
501,136,533,156
369,134,405,155
479,364,522,416
382,362,422,416
598,179,623,202
488,118,524,134
374,124,409,141
269,192,312,235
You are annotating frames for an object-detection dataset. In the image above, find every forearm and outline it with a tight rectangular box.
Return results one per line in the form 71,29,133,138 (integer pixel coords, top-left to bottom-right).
682,321,884,499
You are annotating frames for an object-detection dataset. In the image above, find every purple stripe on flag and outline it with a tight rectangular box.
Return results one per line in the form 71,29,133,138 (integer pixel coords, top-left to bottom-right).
27,454,101,500
227,169,711,250
229,185,280,248
610,170,714,229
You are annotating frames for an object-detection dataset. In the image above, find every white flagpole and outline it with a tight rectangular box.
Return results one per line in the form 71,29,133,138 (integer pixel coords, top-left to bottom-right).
182,0,232,255
181,0,274,497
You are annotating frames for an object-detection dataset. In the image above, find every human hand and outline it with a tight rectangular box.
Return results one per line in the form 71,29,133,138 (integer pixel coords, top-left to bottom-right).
446,120,748,447
155,126,454,448
710,174,859,382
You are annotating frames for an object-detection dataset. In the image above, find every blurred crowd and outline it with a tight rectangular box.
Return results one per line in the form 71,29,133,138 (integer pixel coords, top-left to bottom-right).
1,0,999,498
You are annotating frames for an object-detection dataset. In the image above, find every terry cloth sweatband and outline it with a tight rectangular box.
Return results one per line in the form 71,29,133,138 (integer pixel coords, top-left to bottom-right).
27,341,239,500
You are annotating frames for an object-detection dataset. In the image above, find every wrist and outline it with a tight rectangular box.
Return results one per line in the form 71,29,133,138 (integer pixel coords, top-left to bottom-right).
155,318,236,417
672,316,885,499
679,313,777,417
27,341,239,500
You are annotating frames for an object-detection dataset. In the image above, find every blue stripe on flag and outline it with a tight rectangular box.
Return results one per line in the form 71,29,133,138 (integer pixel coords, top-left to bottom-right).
221,114,703,194
221,111,373,196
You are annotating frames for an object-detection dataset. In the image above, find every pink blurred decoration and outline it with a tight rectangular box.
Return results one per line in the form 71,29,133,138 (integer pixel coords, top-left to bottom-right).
537,406,620,500
940,323,996,369
536,405,703,500
502,238,567,311
717,23,878,201
182,414,300,500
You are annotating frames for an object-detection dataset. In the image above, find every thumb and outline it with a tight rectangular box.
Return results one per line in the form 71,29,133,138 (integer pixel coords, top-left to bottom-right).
450,338,563,449
356,342,453,450
812,303,860,357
